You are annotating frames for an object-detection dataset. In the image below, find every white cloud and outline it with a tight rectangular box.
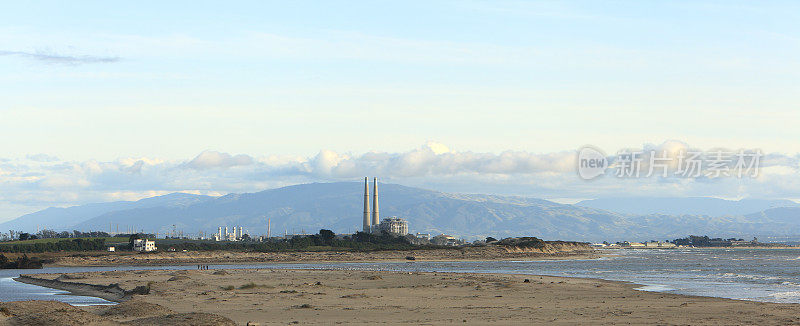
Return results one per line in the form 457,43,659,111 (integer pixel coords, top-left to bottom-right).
26,153,60,162
185,151,254,170
0,50,120,65
0,142,798,222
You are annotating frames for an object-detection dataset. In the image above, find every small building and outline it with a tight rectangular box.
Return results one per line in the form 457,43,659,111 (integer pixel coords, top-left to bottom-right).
644,241,677,248
414,233,431,240
133,239,157,252
431,234,463,246
625,242,646,248
107,246,115,252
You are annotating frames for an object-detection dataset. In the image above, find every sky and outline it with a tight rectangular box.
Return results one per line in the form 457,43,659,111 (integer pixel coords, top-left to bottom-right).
1,1,800,222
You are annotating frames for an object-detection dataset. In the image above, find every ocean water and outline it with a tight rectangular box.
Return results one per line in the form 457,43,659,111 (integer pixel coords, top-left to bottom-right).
3,248,800,304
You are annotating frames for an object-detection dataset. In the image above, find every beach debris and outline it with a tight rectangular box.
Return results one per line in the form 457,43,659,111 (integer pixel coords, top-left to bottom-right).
523,279,530,283
341,293,368,299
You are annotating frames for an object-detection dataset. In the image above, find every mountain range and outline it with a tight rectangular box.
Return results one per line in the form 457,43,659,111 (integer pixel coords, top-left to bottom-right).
577,197,799,216
1,182,799,242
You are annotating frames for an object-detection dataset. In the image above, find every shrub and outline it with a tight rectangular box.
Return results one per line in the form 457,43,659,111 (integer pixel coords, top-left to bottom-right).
239,282,258,289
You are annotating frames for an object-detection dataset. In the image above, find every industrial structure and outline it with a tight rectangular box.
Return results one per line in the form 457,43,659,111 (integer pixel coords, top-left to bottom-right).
215,226,245,241
376,217,409,236
361,177,409,236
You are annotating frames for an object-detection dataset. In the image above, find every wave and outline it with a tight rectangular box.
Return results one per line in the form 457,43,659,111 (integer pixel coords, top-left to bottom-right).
718,273,780,281
769,291,800,300
635,284,674,292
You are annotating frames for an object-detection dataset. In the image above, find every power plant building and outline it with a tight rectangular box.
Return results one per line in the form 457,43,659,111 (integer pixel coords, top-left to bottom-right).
376,217,408,236
215,226,245,241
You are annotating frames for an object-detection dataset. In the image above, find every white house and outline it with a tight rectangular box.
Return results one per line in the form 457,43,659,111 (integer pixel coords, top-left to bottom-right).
133,239,157,252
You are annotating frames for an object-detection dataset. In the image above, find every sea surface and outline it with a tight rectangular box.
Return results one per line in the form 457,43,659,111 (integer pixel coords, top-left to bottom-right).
3,248,800,305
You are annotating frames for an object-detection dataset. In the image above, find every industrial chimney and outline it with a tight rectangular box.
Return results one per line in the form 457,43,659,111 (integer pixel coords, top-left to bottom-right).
371,177,379,230
363,177,371,232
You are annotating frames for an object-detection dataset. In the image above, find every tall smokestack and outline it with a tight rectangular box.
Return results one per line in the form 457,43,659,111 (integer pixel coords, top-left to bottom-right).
363,177,371,232
372,177,379,229
267,218,271,238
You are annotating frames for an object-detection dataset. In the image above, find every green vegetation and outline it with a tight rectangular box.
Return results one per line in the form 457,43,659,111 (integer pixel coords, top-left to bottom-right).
0,229,448,254
497,237,546,248
220,285,235,291
0,236,128,245
0,238,108,253
164,230,431,253
239,282,257,289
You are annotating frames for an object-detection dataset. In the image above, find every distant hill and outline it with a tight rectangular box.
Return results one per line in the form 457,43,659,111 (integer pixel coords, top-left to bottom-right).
576,197,799,217
0,193,213,232
5,183,800,242
745,207,800,224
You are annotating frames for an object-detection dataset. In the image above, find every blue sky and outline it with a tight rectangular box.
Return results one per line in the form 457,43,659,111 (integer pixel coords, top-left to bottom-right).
1,1,799,220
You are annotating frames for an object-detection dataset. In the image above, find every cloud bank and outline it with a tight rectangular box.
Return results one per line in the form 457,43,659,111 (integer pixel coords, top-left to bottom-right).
0,50,120,65
1,141,798,221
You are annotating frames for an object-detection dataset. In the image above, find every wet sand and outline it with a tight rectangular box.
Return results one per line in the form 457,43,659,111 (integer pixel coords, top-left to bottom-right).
8,268,800,325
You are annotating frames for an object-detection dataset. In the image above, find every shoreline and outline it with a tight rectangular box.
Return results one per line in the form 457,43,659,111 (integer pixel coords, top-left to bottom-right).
43,252,602,268
13,274,142,303
43,245,598,268
7,268,800,325
602,246,800,250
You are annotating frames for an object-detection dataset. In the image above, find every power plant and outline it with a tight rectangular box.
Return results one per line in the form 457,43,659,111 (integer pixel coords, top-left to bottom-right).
362,177,408,236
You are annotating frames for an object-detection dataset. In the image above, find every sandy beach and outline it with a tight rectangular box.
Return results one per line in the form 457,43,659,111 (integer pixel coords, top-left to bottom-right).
5,268,800,325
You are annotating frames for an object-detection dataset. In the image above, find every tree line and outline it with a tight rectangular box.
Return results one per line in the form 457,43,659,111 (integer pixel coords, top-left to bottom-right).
0,238,107,253
2,230,113,242
167,230,426,252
